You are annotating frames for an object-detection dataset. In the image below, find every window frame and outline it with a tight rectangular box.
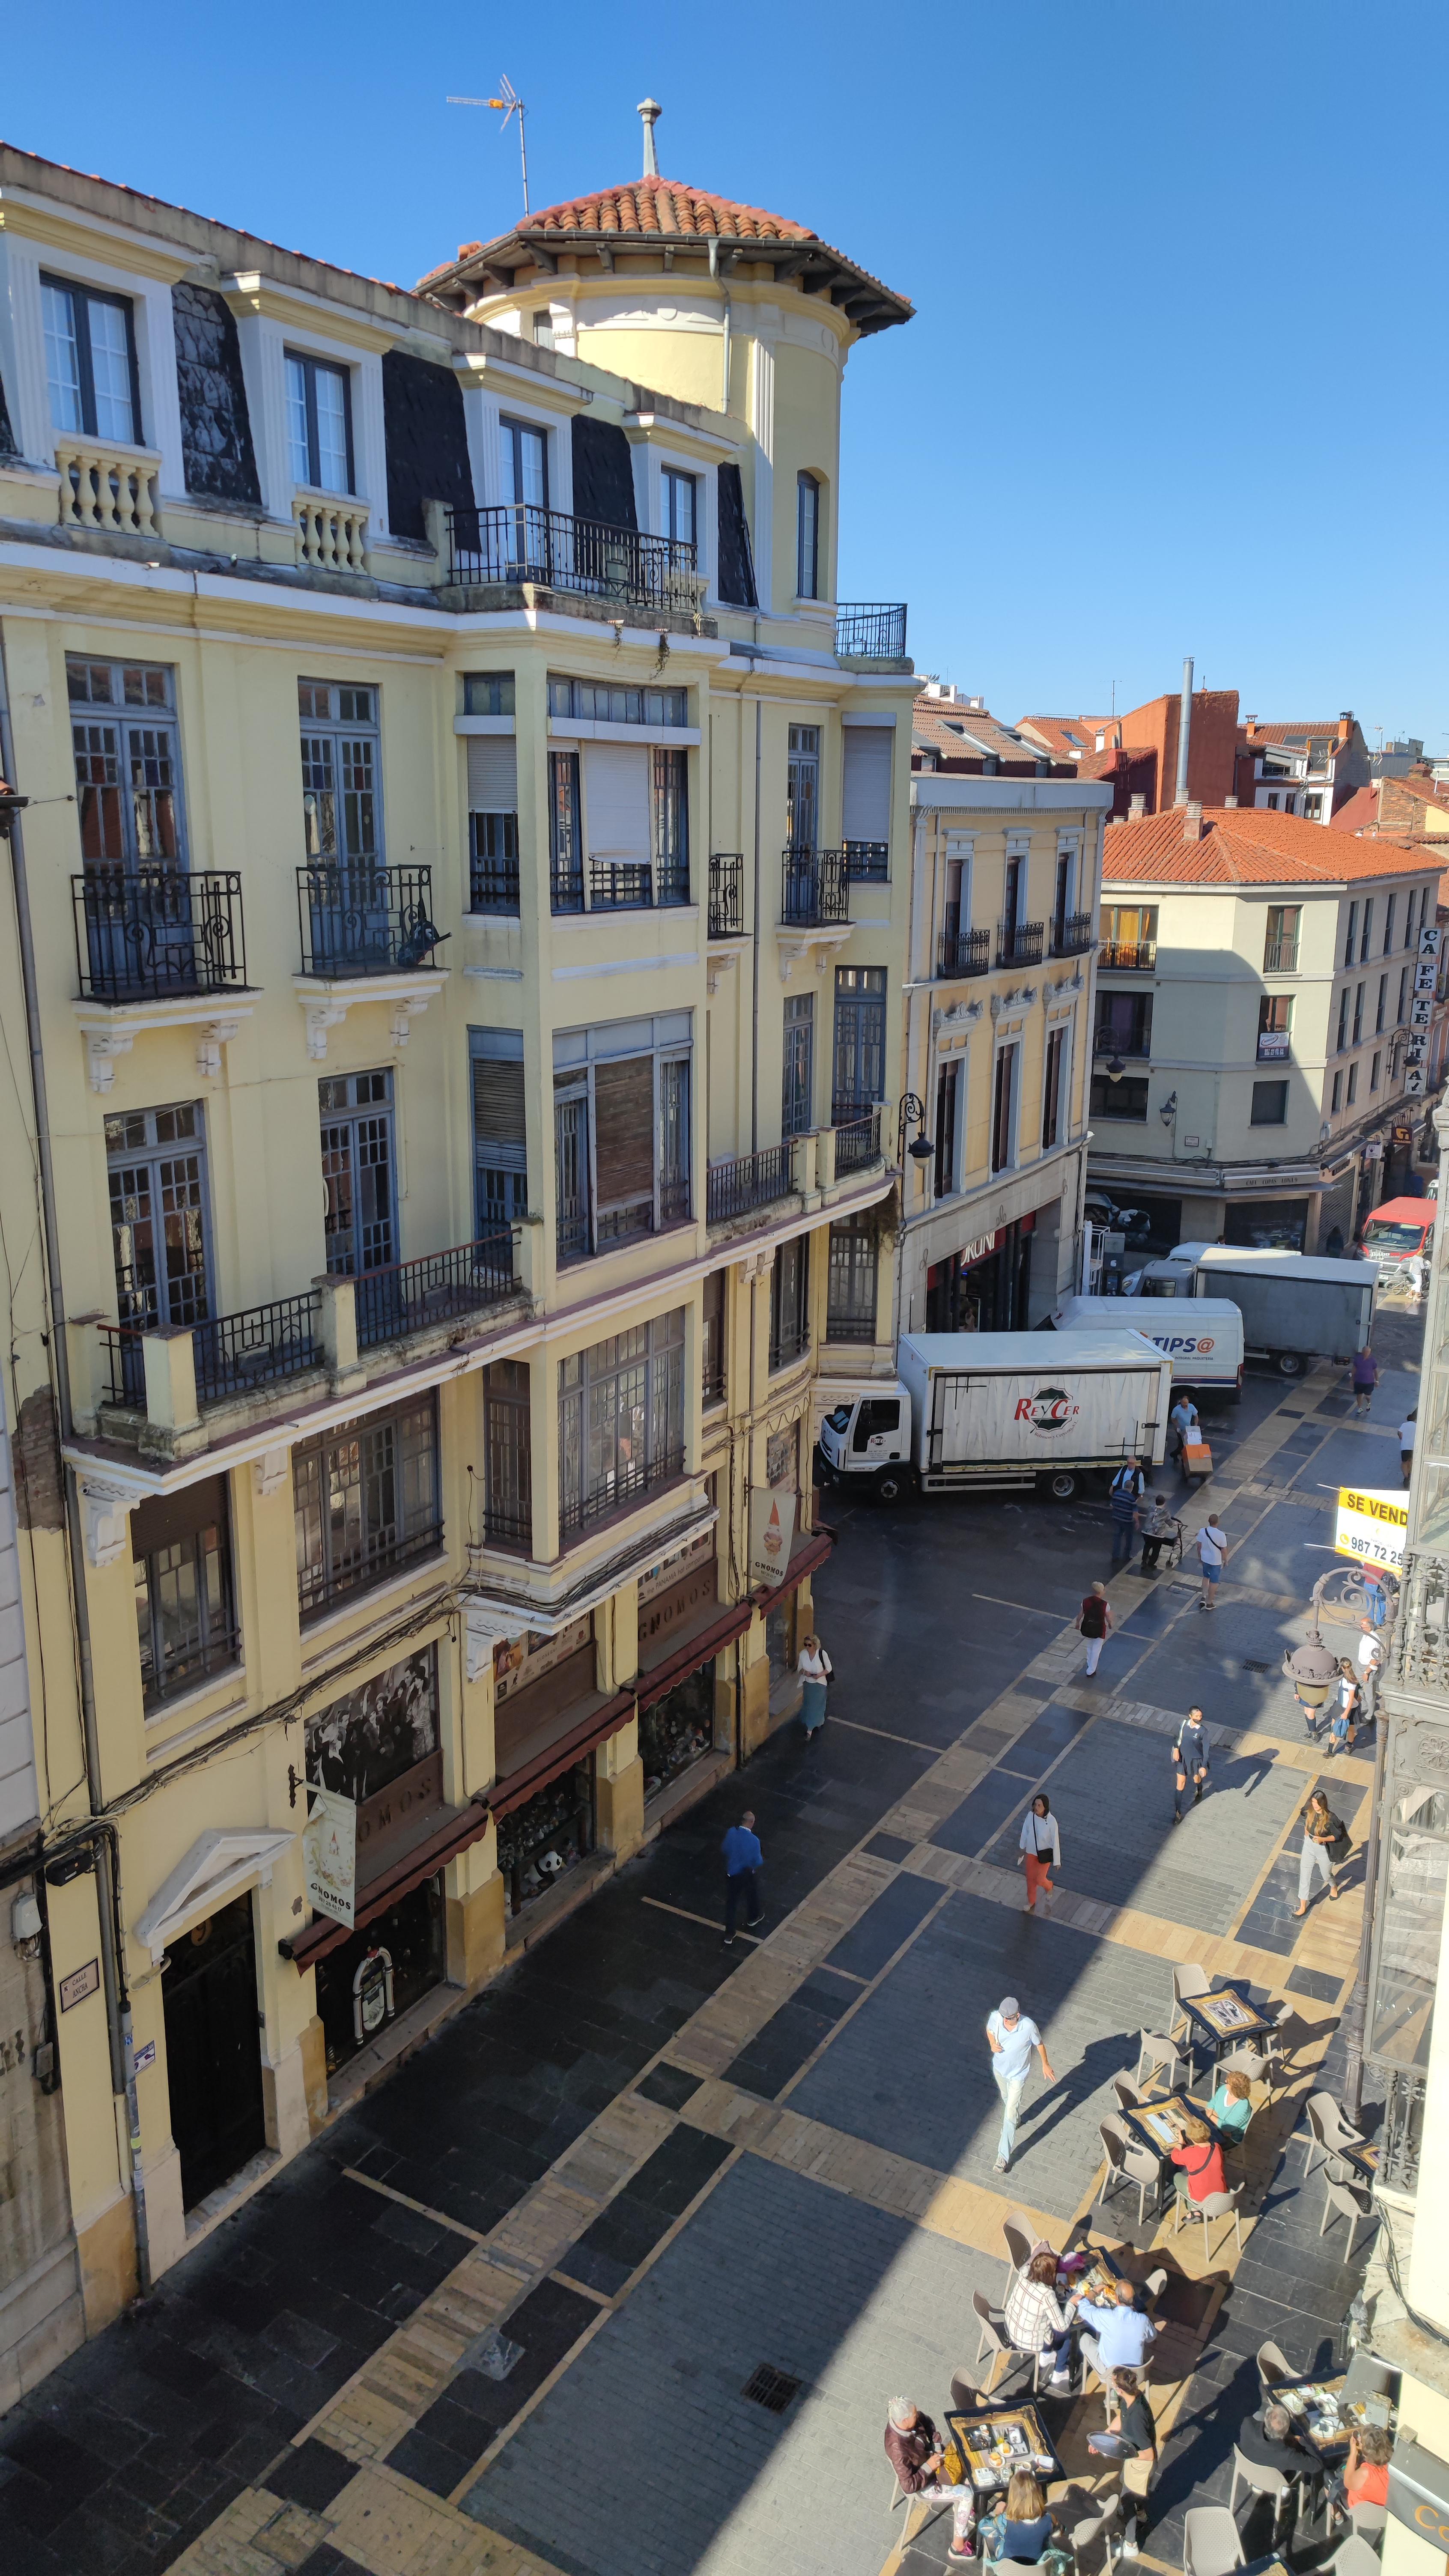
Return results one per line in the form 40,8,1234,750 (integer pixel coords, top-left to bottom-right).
769,1233,811,1370
991,1040,1021,1171
285,349,356,495
68,655,187,874
558,1311,686,1537
1089,1071,1149,1123
298,679,382,864
1042,1022,1067,1151
132,1479,239,1712
1331,1070,1343,1113
293,1393,442,1622
782,992,815,1139
42,273,142,445
662,466,698,550
319,1067,397,1277
1250,1078,1289,1127
471,1028,528,1235
501,415,550,513
552,1014,694,1264
826,1210,879,1344
106,1098,214,1341
796,471,821,600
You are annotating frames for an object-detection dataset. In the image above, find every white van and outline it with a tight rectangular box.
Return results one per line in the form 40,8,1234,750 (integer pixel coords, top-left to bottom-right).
1045,1295,1244,1401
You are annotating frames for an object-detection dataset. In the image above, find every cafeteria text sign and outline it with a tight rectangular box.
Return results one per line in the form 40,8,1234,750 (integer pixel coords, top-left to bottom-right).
1334,1486,1407,1572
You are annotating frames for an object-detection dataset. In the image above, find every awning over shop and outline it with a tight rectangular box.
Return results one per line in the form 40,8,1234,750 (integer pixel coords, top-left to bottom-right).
636,1598,757,1713
281,1791,495,1971
490,1686,638,1821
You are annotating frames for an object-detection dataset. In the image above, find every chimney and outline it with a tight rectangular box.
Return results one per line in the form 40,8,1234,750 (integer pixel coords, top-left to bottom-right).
1224,794,1238,808
1174,656,1194,805
1182,799,1204,843
1129,792,1147,820
637,97,662,177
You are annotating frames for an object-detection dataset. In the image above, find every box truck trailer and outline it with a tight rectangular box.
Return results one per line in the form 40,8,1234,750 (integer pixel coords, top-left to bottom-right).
1045,1295,1244,1402
1121,1243,1375,1375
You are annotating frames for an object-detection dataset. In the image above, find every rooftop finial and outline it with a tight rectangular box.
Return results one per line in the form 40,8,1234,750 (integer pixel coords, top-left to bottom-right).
638,98,661,177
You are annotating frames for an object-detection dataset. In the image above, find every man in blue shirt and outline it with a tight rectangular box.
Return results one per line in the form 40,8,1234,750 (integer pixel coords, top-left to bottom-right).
1071,2278,1158,2383
985,1996,1055,2174
722,1811,763,1947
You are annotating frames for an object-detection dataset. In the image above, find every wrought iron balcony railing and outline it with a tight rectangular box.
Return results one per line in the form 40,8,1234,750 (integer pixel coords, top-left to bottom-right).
1098,940,1157,971
936,927,990,978
469,850,521,915
708,853,746,938
834,1108,882,1175
73,867,248,1003
101,1291,322,1412
1264,937,1301,972
297,863,447,978
1378,2065,1426,2194
354,1231,518,1351
843,840,889,882
560,1446,686,1538
707,1143,795,1227
446,504,699,613
1050,912,1096,958
781,847,851,928
996,919,1045,968
835,603,908,660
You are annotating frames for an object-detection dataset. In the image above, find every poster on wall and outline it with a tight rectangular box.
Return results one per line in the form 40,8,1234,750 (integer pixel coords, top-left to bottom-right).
748,1487,796,1587
306,1649,438,1805
303,1784,357,1929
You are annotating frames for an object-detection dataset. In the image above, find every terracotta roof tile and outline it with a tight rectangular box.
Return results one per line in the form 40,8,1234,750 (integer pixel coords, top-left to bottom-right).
912,701,1046,763
522,175,813,244
1102,805,1433,888
1018,714,1115,758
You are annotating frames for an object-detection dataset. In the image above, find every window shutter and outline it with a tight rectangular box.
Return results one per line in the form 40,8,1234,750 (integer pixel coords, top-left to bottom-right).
131,1472,229,1562
467,736,518,811
593,1055,654,1203
716,462,757,607
472,1057,526,1169
842,730,892,843
584,745,651,860
570,416,638,528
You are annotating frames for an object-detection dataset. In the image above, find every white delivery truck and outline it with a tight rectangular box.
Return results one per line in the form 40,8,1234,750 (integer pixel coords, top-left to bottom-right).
1045,1294,1244,1404
1121,1243,1376,1377
816,1330,1173,1504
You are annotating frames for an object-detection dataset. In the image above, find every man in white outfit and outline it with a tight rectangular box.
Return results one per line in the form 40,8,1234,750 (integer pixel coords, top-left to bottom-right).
985,1995,1055,2174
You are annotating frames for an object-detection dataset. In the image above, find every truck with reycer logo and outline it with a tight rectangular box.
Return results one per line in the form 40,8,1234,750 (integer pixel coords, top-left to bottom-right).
1044,1295,1244,1403
816,1330,1173,1503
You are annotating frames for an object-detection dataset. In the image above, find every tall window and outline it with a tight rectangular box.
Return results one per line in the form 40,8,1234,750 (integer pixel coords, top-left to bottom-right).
131,1476,238,1711
935,1058,961,1196
553,1014,692,1263
1337,987,1351,1051
501,417,548,510
1004,850,1026,930
1371,1050,1382,1092
1352,983,1365,1046
1264,905,1301,970
1089,1072,1148,1122
1098,903,1157,964
652,747,690,905
1348,1061,1360,1106
286,352,353,492
1360,900,1374,962
769,1236,810,1369
1258,996,1293,1062
1384,895,1397,954
826,1211,879,1342
1376,975,1388,1035
558,1312,686,1536
782,994,814,1137
1331,1070,1343,1113
796,472,821,599
1042,1024,1067,1151
299,681,380,862
549,749,583,913
833,967,886,1118
466,733,519,913
293,1395,441,1620
787,724,820,850
471,1029,528,1231
662,468,697,549
1052,849,1074,946
1398,967,1410,1023
1096,991,1152,1058
1251,1080,1288,1126
1345,903,1359,969
107,1102,211,1341
702,1270,727,1405
991,1044,1019,1173
43,276,140,443
69,657,185,870
483,1359,532,1550
320,1070,395,1275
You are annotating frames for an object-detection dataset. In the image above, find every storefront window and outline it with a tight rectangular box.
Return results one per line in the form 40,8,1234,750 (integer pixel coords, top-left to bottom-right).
495,1764,595,1915
313,1877,445,2076
640,1668,715,1799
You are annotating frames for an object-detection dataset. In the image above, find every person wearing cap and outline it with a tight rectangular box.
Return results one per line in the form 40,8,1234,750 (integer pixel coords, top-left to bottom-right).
985,1997,1055,2174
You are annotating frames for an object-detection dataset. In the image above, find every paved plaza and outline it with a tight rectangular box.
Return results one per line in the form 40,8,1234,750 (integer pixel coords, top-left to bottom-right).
0,1318,1419,2576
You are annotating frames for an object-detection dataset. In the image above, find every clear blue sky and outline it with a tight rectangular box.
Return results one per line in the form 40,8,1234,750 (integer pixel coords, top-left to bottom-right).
7,0,1445,748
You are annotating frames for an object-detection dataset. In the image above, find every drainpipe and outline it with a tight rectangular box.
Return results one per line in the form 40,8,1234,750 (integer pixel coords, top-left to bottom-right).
751,692,762,1153
1174,656,1194,805
0,629,150,2292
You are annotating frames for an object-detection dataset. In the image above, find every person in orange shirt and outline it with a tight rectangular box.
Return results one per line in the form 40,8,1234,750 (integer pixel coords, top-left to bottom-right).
1330,2424,1392,2525
1170,2113,1225,2209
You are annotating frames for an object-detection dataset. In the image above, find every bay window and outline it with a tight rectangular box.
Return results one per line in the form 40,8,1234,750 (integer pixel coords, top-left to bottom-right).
558,1311,686,1535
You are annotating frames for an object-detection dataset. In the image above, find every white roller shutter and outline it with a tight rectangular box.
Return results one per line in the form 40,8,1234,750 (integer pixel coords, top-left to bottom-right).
842,729,893,844
584,743,651,859
467,736,518,813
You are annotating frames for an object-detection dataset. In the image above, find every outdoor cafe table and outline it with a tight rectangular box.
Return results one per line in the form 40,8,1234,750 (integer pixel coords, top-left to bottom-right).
1275,2371,1389,2467
946,2402,1063,2501
1181,1981,1275,2069
1121,2089,1231,2170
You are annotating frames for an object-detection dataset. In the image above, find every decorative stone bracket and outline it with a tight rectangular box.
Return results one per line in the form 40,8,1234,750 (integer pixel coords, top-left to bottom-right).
933,999,984,1035
776,925,852,985
77,1004,253,1094
78,1478,131,1568
294,974,448,1061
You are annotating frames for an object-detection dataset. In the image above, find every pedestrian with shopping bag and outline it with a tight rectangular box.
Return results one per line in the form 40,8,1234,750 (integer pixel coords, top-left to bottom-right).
1019,1794,1061,1915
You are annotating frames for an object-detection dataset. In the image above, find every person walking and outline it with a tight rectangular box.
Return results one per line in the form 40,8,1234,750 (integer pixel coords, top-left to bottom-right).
1171,1707,1210,1822
1354,1617,1384,1726
1401,1407,1417,1489
1327,1662,1360,1757
1169,1393,1199,1469
1109,1458,1147,1564
1139,1493,1177,1574
721,1810,763,1947
797,1633,832,1742
1294,1788,1348,1916
1193,1512,1229,1609
1350,1347,1378,1417
1019,1794,1061,1915
985,1996,1055,2174
1077,1582,1112,1675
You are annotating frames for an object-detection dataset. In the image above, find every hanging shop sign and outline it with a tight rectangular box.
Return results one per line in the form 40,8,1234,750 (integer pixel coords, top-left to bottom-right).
303,1783,357,1929
1411,996,1433,1029
1420,924,1443,958
1334,1486,1408,1572
1414,962,1437,995
1406,1067,1427,1095
748,1487,797,1587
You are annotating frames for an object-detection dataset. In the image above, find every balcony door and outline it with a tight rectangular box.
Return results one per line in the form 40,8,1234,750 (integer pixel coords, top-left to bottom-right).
107,1102,213,1400
501,417,549,578
299,680,388,972
782,994,814,1137
786,724,820,853
69,655,193,996
320,1070,397,1276
832,967,886,1121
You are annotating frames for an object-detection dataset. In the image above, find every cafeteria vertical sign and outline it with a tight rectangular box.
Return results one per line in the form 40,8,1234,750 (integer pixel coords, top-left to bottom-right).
749,1487,796,1587
1334,1486,1407,1573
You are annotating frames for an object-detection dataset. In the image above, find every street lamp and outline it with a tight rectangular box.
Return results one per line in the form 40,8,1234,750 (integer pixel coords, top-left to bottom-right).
897,1093,935,1169
1281,1573,1343,1709
1104,1052,1127,1085
1159,1091,1178,1130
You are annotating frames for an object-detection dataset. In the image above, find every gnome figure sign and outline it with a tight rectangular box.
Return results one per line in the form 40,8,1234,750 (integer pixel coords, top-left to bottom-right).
748,1486,797,1587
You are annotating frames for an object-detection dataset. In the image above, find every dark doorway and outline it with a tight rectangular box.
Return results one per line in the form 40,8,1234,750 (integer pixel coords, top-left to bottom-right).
161,1891,265,2208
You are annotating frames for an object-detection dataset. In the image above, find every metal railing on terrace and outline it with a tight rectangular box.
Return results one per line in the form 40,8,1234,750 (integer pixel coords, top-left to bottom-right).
708,853,746,937
354,1231,518,1351
835,604,908,660
74,867,248,1003
833,1108,881,1175
446,504,699,614
996,919,1045,968
1264,936,1301,972
936,927,990,978
1050,912,1096,958
1097,940,1157,971
707,1144,795,1227
781,847,851,927
297,863,448,978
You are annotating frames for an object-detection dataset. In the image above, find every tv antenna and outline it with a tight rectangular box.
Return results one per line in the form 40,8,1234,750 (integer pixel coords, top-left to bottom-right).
447,76,530,215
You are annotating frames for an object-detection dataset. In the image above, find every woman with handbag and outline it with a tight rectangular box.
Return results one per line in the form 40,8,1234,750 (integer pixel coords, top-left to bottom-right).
1294,1788,1348,1917
1019,1793,1061,1915
797,1634,832,1741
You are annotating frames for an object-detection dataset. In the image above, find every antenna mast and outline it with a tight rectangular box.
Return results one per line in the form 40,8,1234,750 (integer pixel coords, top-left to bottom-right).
447,75,530,215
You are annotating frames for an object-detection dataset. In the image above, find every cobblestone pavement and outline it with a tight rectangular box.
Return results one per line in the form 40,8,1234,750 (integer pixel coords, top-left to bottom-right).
0,1314,1421,2576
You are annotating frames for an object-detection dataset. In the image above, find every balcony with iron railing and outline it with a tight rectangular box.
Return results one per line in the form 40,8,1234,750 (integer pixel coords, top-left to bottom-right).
935,927,990,979
781,847,851,927
1097,941,1157,971
444,504,703,616
73,868,249,1004
1050,912,1096,958
835,604,908,661
843,841,889,883
297,863,449,978
708,853,746,939
1264,936,1301,972
832,1107,881,1175
996,918,1045,969
705,1110,888,1239
707,1143,796,1228
586,858,689,912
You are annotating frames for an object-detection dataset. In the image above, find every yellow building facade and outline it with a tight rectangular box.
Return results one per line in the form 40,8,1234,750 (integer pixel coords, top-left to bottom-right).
0,133,915,2378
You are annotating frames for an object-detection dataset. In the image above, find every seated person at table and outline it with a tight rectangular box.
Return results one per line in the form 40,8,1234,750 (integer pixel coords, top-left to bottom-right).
1088,2368,1157,2543
978,2470,1070,2572
1006,2249,1076,2388
1170,2112,1226,2206
1072,2276,1159,2379
1239,2401,1318,2491
885,2397,976,2557
1328,2424,1393,2525
1208,2070,1255,2139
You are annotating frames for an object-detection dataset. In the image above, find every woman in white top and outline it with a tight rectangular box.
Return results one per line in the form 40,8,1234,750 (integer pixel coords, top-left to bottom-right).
797,1634,832,1739
1020,1793,1061,1914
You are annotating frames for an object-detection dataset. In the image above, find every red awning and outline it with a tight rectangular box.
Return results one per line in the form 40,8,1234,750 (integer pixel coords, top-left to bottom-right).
282,1792,495,1972
635,1597,758,1713
490,1685,638,1822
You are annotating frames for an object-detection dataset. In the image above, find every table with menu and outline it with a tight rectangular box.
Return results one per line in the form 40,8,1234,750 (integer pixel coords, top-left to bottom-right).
1123,2090,1229,2163
1274,2373,1370,2462
1183,1984,1275,2062
946,2403,1062,2496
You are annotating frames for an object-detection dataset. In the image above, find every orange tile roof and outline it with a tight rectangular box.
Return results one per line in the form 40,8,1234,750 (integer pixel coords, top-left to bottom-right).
1102,805,1434,887
1329,785,1380,834
1245,722,1347,742
1018,714,1116,758
912,701,1048,764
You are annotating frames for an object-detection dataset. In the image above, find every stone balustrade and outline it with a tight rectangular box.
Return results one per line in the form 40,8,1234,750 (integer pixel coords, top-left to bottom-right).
56,438,161,538
294,493,370,573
